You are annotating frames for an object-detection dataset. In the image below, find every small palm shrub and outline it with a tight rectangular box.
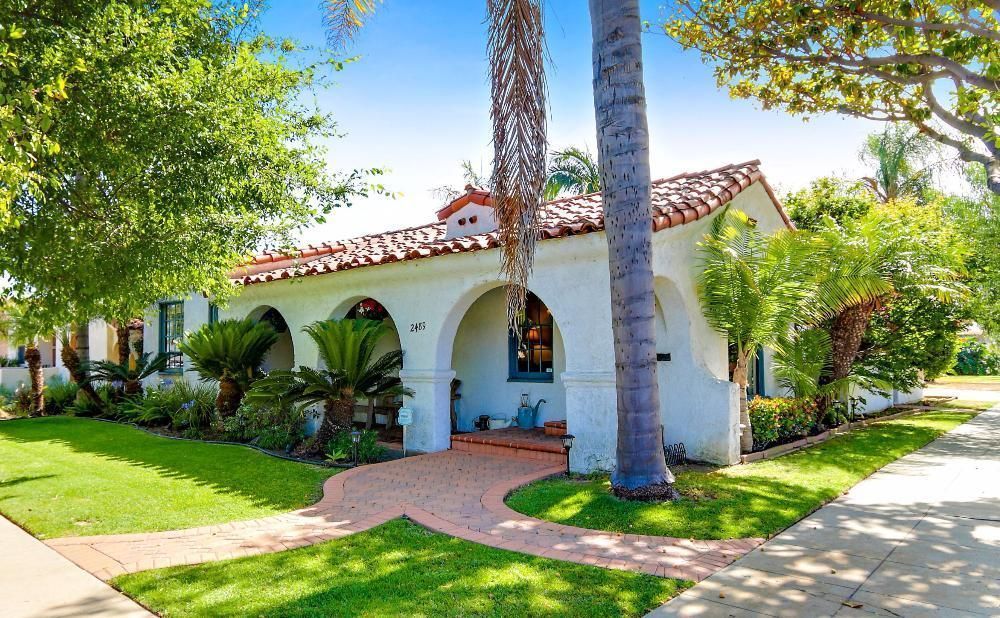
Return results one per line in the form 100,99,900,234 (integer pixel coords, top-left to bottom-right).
43,376,79,416
326,428,385,464
748,396,819,450
82,352,170,399
68,384,118,418
179,319,278,418
223,402,306,451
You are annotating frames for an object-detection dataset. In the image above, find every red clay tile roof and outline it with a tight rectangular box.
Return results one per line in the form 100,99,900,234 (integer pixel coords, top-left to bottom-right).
236,160,788,285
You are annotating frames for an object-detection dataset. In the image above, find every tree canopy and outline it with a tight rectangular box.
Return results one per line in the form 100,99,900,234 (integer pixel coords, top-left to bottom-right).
0,0,378,333
666,1,1000,195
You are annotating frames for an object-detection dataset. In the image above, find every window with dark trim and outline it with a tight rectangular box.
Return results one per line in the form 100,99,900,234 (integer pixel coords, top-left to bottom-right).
508,293,554,382
208,303,219,325
159,301,184,372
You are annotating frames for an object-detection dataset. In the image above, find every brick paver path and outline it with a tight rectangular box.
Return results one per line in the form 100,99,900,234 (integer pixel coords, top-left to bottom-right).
47,450,762,582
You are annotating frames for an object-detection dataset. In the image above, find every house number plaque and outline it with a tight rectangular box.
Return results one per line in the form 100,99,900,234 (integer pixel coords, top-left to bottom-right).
409,321,427,333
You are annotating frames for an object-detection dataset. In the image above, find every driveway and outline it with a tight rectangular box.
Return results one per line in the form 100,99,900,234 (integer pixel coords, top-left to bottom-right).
651,395,1000,617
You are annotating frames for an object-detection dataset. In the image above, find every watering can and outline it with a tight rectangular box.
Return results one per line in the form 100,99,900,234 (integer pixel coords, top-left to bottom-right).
516,394,545,429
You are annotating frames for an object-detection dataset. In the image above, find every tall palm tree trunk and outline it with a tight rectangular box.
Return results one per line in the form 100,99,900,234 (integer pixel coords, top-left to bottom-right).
828,300,878,383
116,321,132,366
589,0,673,494
60,334,102,406
733,352,753,452
25,343,44,416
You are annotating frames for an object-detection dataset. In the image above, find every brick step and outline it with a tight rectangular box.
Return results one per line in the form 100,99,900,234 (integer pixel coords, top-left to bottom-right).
543,420,567,437
451,439,565,464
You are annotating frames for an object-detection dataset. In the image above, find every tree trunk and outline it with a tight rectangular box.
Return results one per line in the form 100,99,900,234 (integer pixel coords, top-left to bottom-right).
589,0,673,492
116,321,131,367
25,344,44,416
986,159,1000,197
60,334,102,406
216,376,243,419
733,352,753,453
828,300,878,383
311,398,354,455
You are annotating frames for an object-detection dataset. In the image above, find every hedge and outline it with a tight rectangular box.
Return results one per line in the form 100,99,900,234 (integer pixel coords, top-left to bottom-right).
749,396,819,450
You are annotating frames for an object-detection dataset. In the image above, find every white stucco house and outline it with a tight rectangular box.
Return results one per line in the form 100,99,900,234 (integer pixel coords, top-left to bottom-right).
141,160,920,472
143,161,789,471
0,320,119,391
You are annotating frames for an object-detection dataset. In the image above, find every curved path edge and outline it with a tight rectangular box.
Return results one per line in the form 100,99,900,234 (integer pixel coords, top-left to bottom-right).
46,451,762,582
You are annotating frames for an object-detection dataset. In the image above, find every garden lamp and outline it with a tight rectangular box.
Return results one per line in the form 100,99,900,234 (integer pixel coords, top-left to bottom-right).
351,430,361,467
560,434,575,477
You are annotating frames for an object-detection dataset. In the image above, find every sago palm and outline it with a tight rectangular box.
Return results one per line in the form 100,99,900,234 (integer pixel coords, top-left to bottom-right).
82,351,169,398
247,318,410,454
179,319,278,418
697,208,891,452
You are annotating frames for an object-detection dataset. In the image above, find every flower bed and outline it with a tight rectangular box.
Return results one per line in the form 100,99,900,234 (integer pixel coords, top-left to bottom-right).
749,396,819,451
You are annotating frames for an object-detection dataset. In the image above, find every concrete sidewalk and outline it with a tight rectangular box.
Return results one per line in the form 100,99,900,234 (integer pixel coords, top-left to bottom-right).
651,398,1000,617
0,515,151,618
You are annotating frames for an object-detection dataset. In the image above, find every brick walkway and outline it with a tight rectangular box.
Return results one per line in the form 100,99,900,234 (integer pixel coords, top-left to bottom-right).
47,450,762,582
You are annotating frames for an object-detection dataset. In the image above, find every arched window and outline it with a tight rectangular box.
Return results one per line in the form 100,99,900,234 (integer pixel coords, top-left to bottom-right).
508,292,554,382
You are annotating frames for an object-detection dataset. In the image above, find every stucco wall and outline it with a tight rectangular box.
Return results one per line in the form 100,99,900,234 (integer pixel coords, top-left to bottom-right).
0,367,68,391
451,287,566,431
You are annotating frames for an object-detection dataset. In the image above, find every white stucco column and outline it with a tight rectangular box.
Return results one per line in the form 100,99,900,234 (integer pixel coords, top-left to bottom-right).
399,368,456,454
561,370,618,473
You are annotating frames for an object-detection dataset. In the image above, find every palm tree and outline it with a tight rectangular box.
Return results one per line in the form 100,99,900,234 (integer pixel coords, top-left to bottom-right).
179,319,278,418
697,209,891,452
859,126,941,204
544,146,601,200
82,351,170,398
247,318,410,454
59,329,102,406
0,303,49,415
325,1,675,494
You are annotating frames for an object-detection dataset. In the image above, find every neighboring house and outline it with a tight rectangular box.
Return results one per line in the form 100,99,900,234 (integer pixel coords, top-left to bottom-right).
142,161,916,472
0,321,119,391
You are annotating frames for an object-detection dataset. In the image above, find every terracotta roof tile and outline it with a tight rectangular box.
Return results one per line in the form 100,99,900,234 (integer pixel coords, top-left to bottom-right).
237,160,788,285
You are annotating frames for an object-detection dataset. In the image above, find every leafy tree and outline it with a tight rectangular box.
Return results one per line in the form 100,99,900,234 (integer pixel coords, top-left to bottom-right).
544,147,601,200
859,291,966,391
247,319,409,455
784,178,877,231
179,319,279,419
666,1,1000,195
0,0,377,333
697,209,888,451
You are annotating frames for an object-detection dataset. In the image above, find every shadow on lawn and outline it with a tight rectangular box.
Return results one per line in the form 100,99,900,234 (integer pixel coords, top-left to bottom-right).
116,519,680,618
0,417,329,513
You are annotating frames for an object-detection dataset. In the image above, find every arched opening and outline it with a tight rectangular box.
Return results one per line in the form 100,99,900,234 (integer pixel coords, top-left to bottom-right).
450,287,566,432
332,298,404,440
248,306,295,372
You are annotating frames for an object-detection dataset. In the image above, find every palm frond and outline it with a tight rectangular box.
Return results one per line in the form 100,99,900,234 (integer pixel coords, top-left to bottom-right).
179,319,278,388
487,0,547,330
322,0,380,49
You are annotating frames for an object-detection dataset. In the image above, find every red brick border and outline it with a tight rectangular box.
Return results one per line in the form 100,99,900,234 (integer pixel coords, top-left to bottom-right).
46,451,761,582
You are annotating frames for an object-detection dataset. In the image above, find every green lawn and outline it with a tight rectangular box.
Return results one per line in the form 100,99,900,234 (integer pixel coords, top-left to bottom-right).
114,518,684,617
0,417,335,538
930,398,997,411
933,375,1000,385
507,411,973,540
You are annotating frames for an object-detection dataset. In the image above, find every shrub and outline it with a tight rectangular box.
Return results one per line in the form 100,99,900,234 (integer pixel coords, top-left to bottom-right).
749,396,819,450
67,384,117,418
0,385,14,404
43,376,78,416
953,339,1000,376
223,402,306,451
326,428,385,464
119,380,218,429
0,357,21,367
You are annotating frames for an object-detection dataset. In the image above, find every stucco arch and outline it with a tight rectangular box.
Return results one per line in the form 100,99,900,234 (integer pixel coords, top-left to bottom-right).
315,295,404,370
245,304,295,372
434,279,581,371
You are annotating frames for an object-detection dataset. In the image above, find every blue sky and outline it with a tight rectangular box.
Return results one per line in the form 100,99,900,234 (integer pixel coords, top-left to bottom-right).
259,1,880,245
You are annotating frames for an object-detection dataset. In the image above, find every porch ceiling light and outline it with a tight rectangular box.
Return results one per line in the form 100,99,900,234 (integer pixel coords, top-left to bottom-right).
560,434,575,476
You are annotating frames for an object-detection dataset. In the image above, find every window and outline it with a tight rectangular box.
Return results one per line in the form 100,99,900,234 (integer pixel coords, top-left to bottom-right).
509,292,554,382
728,344,766,399
208,303,219,325
159,301,184,372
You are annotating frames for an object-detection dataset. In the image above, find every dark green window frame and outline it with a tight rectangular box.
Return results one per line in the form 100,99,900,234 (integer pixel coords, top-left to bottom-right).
208,303,219,325
508,293,555,383
159,301,184,373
